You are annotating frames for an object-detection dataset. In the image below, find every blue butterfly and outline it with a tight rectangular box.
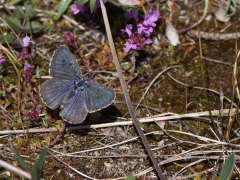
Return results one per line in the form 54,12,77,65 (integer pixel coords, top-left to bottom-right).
40,46,115,124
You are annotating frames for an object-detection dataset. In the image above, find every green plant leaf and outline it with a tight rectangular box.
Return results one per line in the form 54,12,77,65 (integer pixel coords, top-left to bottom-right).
32,0,39,7
31,21,42,31
10,142,30,172
4,0,21,6
1,34,15,44
25,4,37,19
32,149,47,180
23,21,42,33
58,0,73,18
133,72,138,78
137,67,144,74
15,6,25,18
36,149,47,171
6,16,21,33
126,172,135,180
138,120,146,130
122,62,132,71
33,163,39,180
89,0,96,13
220,153,235,180
77,0,88,6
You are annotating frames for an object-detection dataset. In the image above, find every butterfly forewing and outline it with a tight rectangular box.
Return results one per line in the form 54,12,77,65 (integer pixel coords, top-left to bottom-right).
40,78,75,109
49,46,82,79
85,82,116,112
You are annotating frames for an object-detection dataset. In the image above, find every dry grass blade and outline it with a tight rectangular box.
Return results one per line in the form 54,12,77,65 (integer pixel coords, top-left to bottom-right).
0,159,31,179
0,108,236,135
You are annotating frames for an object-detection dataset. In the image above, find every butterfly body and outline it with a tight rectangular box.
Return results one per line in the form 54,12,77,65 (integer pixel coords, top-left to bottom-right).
40,46,115,124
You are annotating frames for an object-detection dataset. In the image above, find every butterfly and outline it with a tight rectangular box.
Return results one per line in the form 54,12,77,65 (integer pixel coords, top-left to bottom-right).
40,46,115,124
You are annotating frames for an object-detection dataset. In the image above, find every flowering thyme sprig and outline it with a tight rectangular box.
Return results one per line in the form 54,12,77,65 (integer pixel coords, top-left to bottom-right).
122,8,160,52
16,35,34,83
64,32,77,48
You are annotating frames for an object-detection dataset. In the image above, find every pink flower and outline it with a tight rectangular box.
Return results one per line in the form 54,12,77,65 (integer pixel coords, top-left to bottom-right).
20,35,32,47
71,5,86,14
0,56,6,64
121,24,133,36
24,63,31,71
16,35,34,61
137,23,153,37
143,9,160,27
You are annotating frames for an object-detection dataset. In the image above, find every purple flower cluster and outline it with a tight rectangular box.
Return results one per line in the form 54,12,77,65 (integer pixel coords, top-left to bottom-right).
16,35,34,83
28,108,40,121
122,9,160,52
64,32,77,48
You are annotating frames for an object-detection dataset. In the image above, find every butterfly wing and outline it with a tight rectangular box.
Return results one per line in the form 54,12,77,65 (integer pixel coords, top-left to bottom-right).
85,82,115,112
40,78,75,109
60,88,88,124
49,46,82,79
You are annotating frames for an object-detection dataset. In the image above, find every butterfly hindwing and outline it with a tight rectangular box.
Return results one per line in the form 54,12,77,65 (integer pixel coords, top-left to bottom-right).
85,82,116,112
40,78,75,109
60,88,88,124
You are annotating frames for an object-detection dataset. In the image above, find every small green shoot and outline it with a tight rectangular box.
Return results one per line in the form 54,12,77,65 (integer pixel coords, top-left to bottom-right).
90,0,97,13
58,0,73,19
167,44,175,53
77,0,88,6
11,142,47,179
220,153,235,180
126,172,135,180
11,142,30,172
